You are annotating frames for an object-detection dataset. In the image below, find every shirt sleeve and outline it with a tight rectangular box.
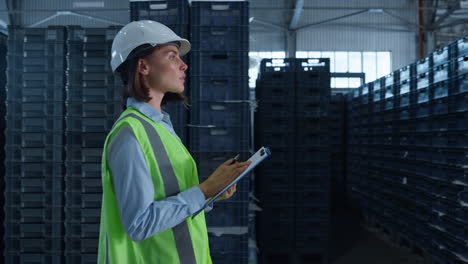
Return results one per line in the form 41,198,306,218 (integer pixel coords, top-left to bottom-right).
107,126,206,242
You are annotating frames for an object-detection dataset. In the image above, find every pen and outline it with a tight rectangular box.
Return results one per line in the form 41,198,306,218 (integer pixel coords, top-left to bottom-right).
230,154,240,165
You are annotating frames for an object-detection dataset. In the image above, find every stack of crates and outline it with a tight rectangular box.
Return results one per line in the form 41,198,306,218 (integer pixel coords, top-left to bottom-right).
64,26,122,263
130,0,190,144
329,93,347,209
346,35,468,264
0,33,7,256
4,26,66,263
189,1,250,263
255,58,331,264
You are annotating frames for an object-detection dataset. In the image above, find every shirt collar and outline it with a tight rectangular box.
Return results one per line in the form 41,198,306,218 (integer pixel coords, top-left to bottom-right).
126,97,171,124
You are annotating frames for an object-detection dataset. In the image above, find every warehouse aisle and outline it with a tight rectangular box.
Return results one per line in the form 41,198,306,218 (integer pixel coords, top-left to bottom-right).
330,203,424,264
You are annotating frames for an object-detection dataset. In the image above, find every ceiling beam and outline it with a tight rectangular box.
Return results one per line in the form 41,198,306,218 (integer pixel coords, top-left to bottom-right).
289,0,303,30
433,1,459,27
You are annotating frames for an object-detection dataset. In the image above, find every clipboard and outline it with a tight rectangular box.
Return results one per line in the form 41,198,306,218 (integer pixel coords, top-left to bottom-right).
192,146,271,219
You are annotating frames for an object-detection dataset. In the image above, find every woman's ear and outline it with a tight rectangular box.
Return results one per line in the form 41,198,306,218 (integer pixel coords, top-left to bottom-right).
137,58,150,76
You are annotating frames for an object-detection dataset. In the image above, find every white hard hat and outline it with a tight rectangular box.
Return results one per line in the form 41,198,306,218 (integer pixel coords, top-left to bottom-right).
110,20,191,72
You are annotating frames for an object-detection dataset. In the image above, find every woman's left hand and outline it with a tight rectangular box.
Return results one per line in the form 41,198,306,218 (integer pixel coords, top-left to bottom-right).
216,184,237,201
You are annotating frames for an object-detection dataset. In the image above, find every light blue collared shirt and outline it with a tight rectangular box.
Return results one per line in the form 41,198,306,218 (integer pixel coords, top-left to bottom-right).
107,97,208,242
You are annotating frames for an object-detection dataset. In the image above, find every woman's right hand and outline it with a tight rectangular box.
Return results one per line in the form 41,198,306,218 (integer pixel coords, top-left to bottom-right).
198,158,251,199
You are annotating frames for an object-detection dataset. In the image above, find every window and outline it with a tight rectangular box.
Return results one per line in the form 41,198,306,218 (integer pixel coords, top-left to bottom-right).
296,51,392,88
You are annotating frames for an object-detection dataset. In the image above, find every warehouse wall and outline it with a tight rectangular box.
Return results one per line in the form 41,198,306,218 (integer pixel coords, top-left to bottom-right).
250,0,419,72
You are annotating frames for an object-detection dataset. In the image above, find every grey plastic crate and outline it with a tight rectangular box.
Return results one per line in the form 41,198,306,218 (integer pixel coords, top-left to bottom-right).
65,162,101,178
64,253,98,264
5,131,64,147
6,162,64,178
5,222,63,238
5,192,63,208
65,117,115,133
66,132,107,148
65,223,100,238
66,102,121,118
189,125,250,152
6,101,65,117
66,177,102,193
66,86,122,103
5,177,63,193
5,146,63,163
5,253,63,264
190,101,250,126
5,206,63,223
65,192,102,208
64,238,99,254
6,85,65,102
65,207,101,224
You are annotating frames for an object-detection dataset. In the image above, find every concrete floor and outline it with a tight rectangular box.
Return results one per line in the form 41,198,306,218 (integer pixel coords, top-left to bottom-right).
329,202,424,264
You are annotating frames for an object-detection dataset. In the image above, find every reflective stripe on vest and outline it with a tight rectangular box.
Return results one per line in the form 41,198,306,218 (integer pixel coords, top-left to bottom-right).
121,113,197,263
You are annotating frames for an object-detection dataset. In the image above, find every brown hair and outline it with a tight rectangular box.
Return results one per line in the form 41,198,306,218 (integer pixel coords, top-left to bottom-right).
116,44,189,109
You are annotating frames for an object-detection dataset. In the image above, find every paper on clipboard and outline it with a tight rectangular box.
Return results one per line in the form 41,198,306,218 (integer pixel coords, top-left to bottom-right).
192,146,271,219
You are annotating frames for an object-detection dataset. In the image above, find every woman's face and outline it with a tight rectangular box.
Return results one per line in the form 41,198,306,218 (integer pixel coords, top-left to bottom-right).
143,44,188,94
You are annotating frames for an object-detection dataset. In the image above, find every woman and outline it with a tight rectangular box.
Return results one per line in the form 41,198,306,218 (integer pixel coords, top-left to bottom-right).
98,20,251,264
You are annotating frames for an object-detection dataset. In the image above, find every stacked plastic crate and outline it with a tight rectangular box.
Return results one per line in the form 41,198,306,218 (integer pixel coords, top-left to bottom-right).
346,35,468,264
255,58,331,264
424,36,468,264
0,33,7,256
64,26,122,263
329,93,346,208
189,1,250,263
130,0,190,144
294,58,331,262
255,59,296,264
4,26,66,263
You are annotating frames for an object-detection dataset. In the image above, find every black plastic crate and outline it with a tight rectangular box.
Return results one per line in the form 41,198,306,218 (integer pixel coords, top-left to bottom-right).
65,116,115,132
65,207,101,224
8,55,65,72
190,101,250,126
256,172,295,199
449,92,467,113
190,50,248,76
65,162,101,178
6,85,65,102
8,26,66,42
451,55,468,77
189,125,249,152
5,146,63,162
432,80,449,100
8,71,65,87
6,162,64,178
398,64,415,81
259,58,296,74
452,36,468,58
131,0,189,25
433,63,449,84
65,223,100,238
5,191,63,208
64,238,98,254
257,129,295,149
67,26,120,43
296,58,330,73
162,102,187,125
191,25,248,51
66,71,118,87
5,176,63,193
205,201,249,226
5,223,63,238
431,46,450,68
64,254,98,264
66,177,102,194
190,1,248,26
66,132,107,148
66,86,122,103
296,102,329,118
190,75,248,101
208,233,248,263
66,102,121,118
5,131,64,147
5,237,63,253
67,54,111,73
5,206,63,223
256,74,295,102
6,101,65,117
5,253,63,264
416,71,431,90
65,192,102,208
451,73,468,95
416,57,431,75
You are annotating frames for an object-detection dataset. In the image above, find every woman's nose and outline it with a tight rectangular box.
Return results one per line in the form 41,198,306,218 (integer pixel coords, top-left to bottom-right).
180,61,188,72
